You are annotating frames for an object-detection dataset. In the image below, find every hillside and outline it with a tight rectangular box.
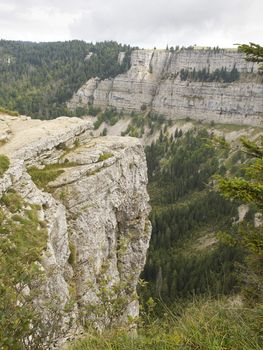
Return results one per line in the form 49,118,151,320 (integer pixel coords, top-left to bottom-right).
0,40,133,119
0,41,262,349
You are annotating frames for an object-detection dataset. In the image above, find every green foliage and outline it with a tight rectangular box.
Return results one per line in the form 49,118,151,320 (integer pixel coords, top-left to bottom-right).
101,127,108,136
28,162,78,191
73,106,102,117
216,137,263,208
28,166,64,190
83,260,136,330
0,154,10,176
215,136,263,305
122,113,145,137
180,66,240,83
68,298,262,350
1,189,23,213
68,242,77,266
173,298,262,350
0,40,134,119
98,153,113,162
0,192,48,348
238,42,263,69
121,111,165,138
142,128,243,301
87,105,102,117
0,106,19,116
94,107,121,129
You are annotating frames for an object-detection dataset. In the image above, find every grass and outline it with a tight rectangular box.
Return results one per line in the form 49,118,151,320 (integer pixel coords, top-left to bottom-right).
28,162,78,191
0,154,10,176
0,189,23,213
98,153,113,162
28,166,64,191
174,299,262,350
68,331,180,350
0,191,48,348
67,298,262,350
68,242,77,266
0,106,19,116
0,190,47,257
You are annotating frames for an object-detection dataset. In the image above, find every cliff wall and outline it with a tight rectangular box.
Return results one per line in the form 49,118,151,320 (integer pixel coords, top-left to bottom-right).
0,114,151,346
68,49,263,126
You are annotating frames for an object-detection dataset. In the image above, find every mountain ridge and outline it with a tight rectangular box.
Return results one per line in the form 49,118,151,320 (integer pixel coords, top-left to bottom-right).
68,48,263,127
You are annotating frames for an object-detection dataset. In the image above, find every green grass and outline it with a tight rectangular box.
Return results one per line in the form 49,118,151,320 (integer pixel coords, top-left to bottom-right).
0,106,19,116
98,153,113,162
28,166,64,191
68,242,77,266
0,154,10,176
28,162,78,191
67,298,262,350
0,189,23,213
0,191,48,348
174,299,262,350
67,329,181,350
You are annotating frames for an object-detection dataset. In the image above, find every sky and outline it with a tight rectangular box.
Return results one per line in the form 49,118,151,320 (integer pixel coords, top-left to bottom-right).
0,0,262,48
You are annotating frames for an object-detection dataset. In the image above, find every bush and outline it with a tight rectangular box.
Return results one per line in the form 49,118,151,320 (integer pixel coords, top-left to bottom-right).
98,153,113,162
68,242,77,266
0,193,49,349
0,106,19,116
0,154,10,176
0,189,23,213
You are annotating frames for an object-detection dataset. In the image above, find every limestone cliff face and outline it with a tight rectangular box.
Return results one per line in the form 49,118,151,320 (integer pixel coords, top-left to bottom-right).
0,115,151,344
68,49,263,126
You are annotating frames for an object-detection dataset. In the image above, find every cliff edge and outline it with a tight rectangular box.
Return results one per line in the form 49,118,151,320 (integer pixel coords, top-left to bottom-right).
0,114,151,346
68,49,263,127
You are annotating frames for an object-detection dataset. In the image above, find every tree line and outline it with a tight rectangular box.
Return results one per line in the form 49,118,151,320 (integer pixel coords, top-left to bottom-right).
180,66,240,83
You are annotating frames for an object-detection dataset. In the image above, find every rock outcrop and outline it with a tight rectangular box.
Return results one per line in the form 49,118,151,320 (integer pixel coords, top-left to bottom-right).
0,114,151,345
68,49,263,126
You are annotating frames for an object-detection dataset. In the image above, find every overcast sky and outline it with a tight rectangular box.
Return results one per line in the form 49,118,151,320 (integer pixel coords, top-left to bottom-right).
0,0,262,48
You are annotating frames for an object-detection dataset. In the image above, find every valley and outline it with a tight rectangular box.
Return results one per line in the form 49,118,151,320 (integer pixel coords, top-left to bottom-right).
0,40,262,349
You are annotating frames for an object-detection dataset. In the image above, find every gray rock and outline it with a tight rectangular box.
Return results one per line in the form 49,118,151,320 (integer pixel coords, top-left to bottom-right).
68,49,263,127
0,116,151,345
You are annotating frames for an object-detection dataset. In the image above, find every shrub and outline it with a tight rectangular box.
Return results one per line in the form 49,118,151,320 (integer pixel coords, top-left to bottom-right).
68,242,77,266
0,154,10,177
0,193,49,349
0,106,19,116
98,153,113,162
1,190,23,213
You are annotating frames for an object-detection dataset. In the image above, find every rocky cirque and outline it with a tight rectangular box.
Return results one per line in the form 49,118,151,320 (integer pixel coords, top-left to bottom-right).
0,114,151,344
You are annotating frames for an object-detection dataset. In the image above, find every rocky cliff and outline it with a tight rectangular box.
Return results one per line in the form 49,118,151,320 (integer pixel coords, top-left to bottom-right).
0,114,151,346
68,49,263,126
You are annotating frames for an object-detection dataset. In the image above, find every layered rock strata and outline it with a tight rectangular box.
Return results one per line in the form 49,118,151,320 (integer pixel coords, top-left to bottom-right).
68,49,263,126
0,114,151,344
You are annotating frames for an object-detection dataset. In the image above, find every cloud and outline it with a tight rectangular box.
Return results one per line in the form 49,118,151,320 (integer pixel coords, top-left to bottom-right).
0,0,262,47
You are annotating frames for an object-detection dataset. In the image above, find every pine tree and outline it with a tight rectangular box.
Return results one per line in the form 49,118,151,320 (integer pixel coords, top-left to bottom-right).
215,136,263,304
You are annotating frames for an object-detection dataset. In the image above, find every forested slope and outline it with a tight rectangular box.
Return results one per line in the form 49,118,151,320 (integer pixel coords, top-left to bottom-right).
142,127,247,302
0,40,133,119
